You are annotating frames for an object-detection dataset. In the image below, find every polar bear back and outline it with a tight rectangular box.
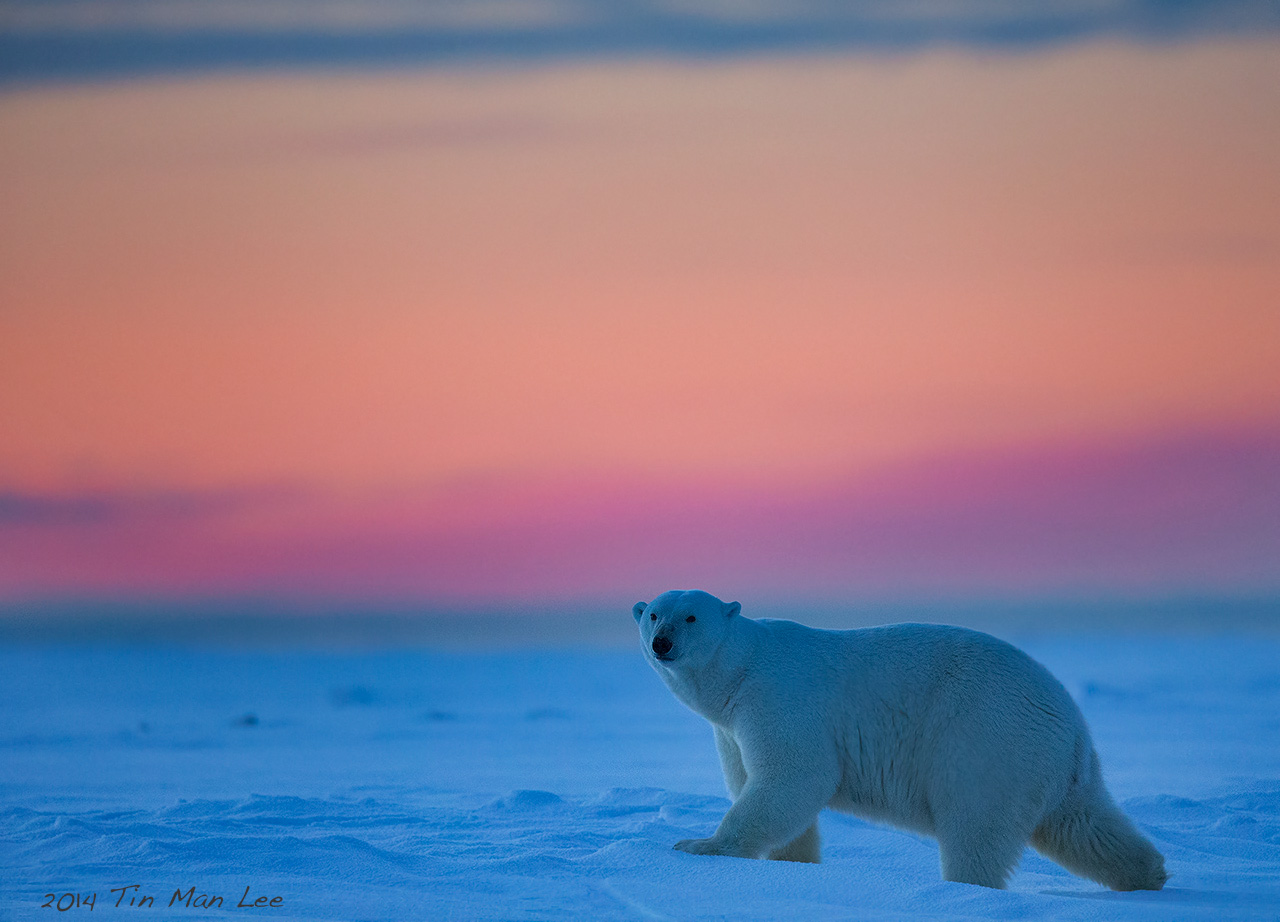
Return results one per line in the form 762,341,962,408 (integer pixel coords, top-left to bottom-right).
745,620,1089,835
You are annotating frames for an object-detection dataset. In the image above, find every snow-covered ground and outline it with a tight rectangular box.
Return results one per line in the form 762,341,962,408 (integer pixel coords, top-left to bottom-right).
2,630,1278,920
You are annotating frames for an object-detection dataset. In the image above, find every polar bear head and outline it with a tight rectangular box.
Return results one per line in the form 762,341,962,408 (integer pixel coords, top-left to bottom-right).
632,590,741,670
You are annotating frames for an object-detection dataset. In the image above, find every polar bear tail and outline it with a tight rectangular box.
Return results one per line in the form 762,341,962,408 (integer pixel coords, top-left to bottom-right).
1031,748,1167,891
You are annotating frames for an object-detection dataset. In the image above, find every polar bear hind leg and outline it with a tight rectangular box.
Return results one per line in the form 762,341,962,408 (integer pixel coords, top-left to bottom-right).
935,817,1029,889
1030,753,1167,891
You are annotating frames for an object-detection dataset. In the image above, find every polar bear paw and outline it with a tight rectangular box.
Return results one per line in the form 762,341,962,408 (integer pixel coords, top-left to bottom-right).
673,837,725,856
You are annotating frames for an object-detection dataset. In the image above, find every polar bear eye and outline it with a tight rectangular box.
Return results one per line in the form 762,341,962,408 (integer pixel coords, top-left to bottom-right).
686,616,696,623
650,613,656,621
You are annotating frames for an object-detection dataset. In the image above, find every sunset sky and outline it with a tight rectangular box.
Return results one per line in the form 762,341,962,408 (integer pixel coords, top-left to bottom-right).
2,2,1278,612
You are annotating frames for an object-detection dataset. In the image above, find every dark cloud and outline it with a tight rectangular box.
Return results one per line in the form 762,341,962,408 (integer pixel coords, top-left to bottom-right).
0,485,301,526
1,426,1277,602
1,0,1277,87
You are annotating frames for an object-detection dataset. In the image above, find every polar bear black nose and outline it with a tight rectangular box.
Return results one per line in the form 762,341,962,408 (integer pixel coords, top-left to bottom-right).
652,636,673,658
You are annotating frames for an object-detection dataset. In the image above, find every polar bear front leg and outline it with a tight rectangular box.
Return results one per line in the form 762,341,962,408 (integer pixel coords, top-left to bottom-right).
675,758,834,865
768,823,821,863
674,777,831,859
709,727,821,862
713,726,747,798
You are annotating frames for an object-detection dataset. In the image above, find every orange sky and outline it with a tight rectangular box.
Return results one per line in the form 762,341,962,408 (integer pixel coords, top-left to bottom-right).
1,40,1279,604
3,41,1278,499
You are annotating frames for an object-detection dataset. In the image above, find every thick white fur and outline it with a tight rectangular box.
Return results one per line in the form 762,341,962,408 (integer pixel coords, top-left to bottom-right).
633,590,1167,890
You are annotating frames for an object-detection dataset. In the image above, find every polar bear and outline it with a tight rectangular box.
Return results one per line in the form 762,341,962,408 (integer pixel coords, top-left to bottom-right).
633,590,1167,890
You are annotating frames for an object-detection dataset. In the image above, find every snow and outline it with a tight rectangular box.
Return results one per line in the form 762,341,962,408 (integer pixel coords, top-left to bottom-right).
2,631,1279,920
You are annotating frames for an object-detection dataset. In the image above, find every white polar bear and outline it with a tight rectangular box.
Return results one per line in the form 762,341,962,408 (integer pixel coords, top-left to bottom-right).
633,590,1167,890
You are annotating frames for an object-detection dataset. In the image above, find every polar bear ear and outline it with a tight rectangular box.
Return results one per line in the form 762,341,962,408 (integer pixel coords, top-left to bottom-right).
723,601,741,618
632,601,648,623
